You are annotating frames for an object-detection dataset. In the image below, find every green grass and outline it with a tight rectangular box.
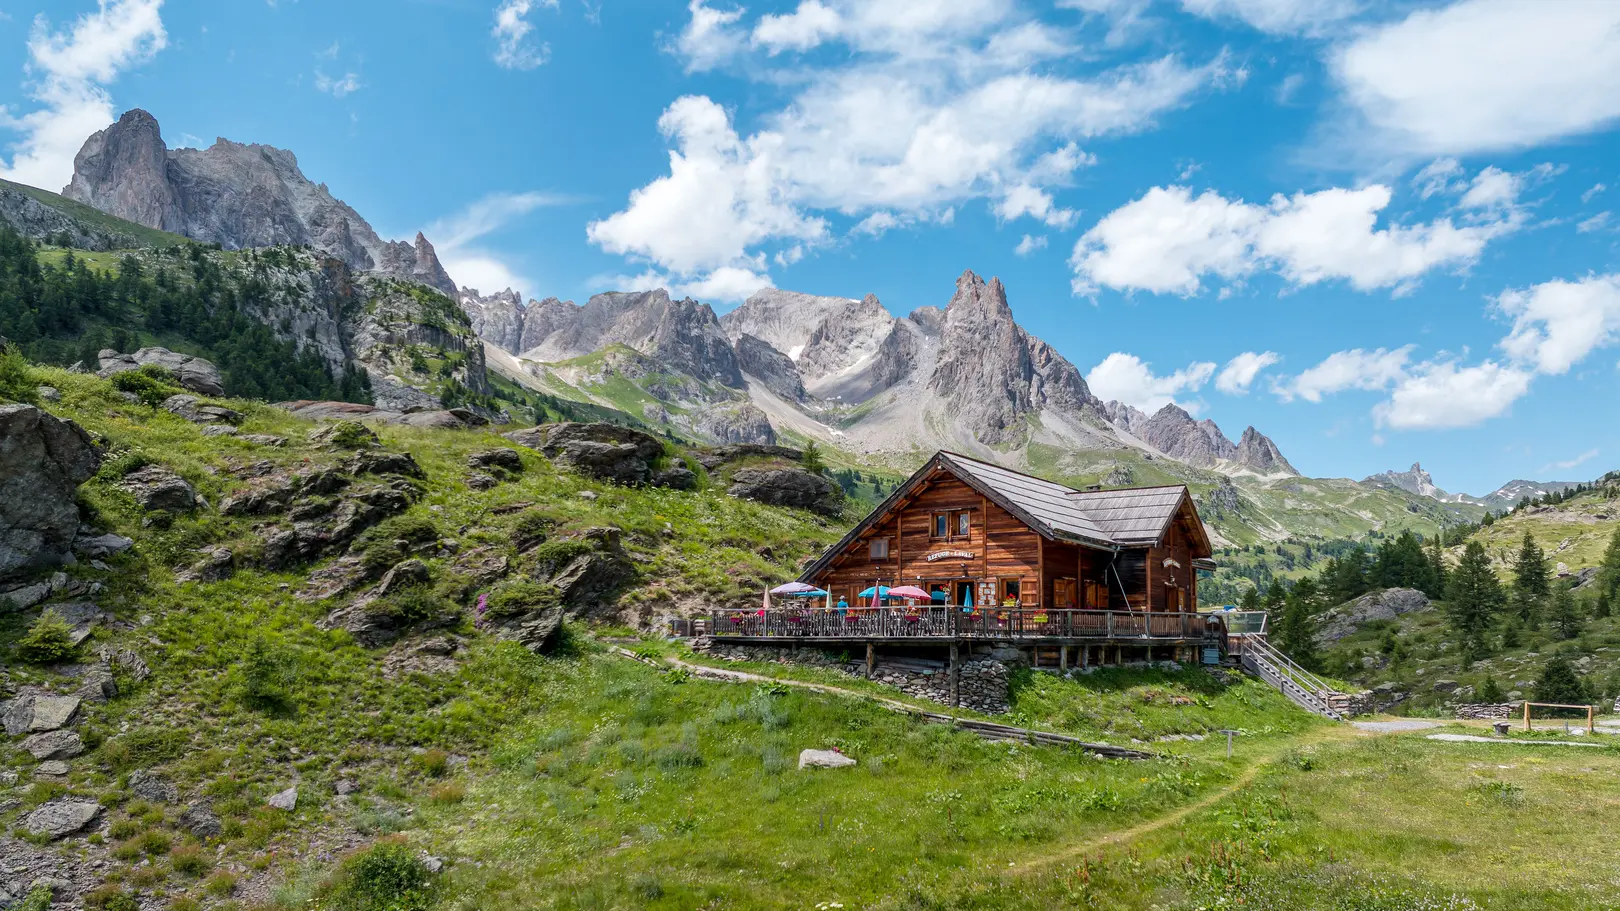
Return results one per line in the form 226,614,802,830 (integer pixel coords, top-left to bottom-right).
1,176,191,249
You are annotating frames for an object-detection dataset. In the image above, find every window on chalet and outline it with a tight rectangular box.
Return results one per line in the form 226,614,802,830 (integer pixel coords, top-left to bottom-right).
1000,578,1022,606
869,537,890,560
932,510,972,540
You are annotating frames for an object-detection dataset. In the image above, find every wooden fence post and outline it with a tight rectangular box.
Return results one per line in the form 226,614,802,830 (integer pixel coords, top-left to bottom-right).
866,643,875,679
949,643,961,708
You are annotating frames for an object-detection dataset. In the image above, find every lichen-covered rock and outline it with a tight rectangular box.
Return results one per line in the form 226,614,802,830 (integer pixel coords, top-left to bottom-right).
21,730,84,760
118,465,197,513
798,749,856,770
727,468,843,516
503,422,671,486
1314,588,1432,645
0,405,101,580
97,347,225,396
161,394,243,425
2,694,81,735
128,770,179,803
23,799,100,839
468,448,523,473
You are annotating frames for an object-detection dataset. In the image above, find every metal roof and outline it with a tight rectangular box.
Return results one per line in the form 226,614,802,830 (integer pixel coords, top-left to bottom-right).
940,452,1196,548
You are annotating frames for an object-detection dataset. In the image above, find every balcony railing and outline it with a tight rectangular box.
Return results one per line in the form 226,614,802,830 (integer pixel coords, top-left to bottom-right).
708,606,1211,641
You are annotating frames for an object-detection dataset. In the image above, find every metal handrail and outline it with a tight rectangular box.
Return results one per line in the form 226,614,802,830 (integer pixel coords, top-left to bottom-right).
1248,637,1338,699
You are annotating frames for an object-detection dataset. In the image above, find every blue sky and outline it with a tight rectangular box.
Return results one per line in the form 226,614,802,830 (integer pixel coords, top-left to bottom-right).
2,0,1619,496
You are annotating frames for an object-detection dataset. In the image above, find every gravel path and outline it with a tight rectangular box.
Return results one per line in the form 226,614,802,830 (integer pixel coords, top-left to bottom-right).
1352,719,1442,733
1426,733,1605,748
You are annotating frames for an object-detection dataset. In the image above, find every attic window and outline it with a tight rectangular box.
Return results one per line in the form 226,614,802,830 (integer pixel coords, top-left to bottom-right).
869,538,890,560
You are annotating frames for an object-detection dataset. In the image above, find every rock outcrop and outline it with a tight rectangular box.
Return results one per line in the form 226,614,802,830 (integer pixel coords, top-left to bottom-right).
693,402,776,445
0,405,101,580
734,333,806,402
503,422,696,487
727,467,843,515
96,346,225,396
64,109,457,294
1136,405,1236,468
1314,588,1432,646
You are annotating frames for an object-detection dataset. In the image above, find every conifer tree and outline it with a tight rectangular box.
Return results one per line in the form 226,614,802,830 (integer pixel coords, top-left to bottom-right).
1550,586,1582,640
1426,534,1448,598
1239,585,1260,612
1510,532,1550,627
1597,525,1620,607
1446,541,1504,660
1534,654,1589,706
1275,578,1321,668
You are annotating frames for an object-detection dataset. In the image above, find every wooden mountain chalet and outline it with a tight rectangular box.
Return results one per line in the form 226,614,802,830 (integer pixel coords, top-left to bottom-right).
713,450,1223,670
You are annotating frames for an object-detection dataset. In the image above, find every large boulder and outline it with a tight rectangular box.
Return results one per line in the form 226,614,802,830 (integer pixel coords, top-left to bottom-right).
503,422,671,486
0,405,101,579
162,394,243,425
23,799,101,839
2,693,82,734
1314,588,1432,646
727,468,844,516
118,465,197,513
98,347,224,396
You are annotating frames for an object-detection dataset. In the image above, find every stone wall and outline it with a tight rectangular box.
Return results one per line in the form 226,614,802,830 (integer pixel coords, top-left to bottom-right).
693,640,1011,714
1455,702,1520,720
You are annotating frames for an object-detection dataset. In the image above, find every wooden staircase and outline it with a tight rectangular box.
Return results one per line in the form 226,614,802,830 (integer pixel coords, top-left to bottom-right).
1239,636,1348,721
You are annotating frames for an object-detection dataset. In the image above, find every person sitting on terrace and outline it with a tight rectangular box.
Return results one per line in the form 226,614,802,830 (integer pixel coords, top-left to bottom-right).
836,596,849,613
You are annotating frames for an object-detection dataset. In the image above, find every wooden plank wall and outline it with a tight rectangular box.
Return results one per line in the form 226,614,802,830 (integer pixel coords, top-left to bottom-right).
1148,507,1197,612
813,473,1045,604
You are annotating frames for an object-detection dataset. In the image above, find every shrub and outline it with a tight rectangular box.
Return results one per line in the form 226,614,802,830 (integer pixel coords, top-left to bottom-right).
101,728,190,770
171,841,211,876
371,586,450,625
17,608,78,663
428,782,466,805
203,871,238,897
325,420,378,449
415,748,450,778
237,635,296,712
110,366,183,407
511,512,554,550
326,840,435,911
0,347,37,404
528,539,593,575
483,579,561,620
83,885,140,911
14,886,52,911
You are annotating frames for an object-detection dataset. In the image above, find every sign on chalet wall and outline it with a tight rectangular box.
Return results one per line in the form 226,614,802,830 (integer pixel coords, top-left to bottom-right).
925,550,975,562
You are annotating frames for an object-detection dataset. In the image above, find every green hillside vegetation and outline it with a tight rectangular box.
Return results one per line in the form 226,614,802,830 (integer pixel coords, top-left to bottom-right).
1455,473,1620,578
6,355,1620,909
0,176,192,250
0,225,370,402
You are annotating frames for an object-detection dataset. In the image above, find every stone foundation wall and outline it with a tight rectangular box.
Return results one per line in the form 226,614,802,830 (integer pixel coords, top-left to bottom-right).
1455,702,1520,720
693,640,1011,714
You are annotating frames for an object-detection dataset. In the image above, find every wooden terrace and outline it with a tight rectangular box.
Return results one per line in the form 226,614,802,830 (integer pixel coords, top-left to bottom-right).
709,606,1217,645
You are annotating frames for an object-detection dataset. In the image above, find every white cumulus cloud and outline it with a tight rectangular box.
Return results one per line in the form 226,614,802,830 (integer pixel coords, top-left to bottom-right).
607,0,1228,299
0,0,167,191
752,0,841,54
1273,346,1413,403
1331,0,1620,158
1373,360,1533,430
1085,352,1216,413
1215,350,1279,395
1071,183,1515,297
1496,273,1620,376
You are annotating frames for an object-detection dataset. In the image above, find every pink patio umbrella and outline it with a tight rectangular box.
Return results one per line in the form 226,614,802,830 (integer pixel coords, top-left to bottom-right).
887,585,931,601
770,582,822,595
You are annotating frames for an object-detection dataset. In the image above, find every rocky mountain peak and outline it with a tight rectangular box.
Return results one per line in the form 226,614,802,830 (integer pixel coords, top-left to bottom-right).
61,108,456,296
1234,426,1299,477
63,109,180,234
460,287,528,355
1137,405,1236,468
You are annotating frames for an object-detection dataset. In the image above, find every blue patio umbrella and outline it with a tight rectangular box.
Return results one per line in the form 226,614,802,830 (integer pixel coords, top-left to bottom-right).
962,588,973,609
856,585,891,599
